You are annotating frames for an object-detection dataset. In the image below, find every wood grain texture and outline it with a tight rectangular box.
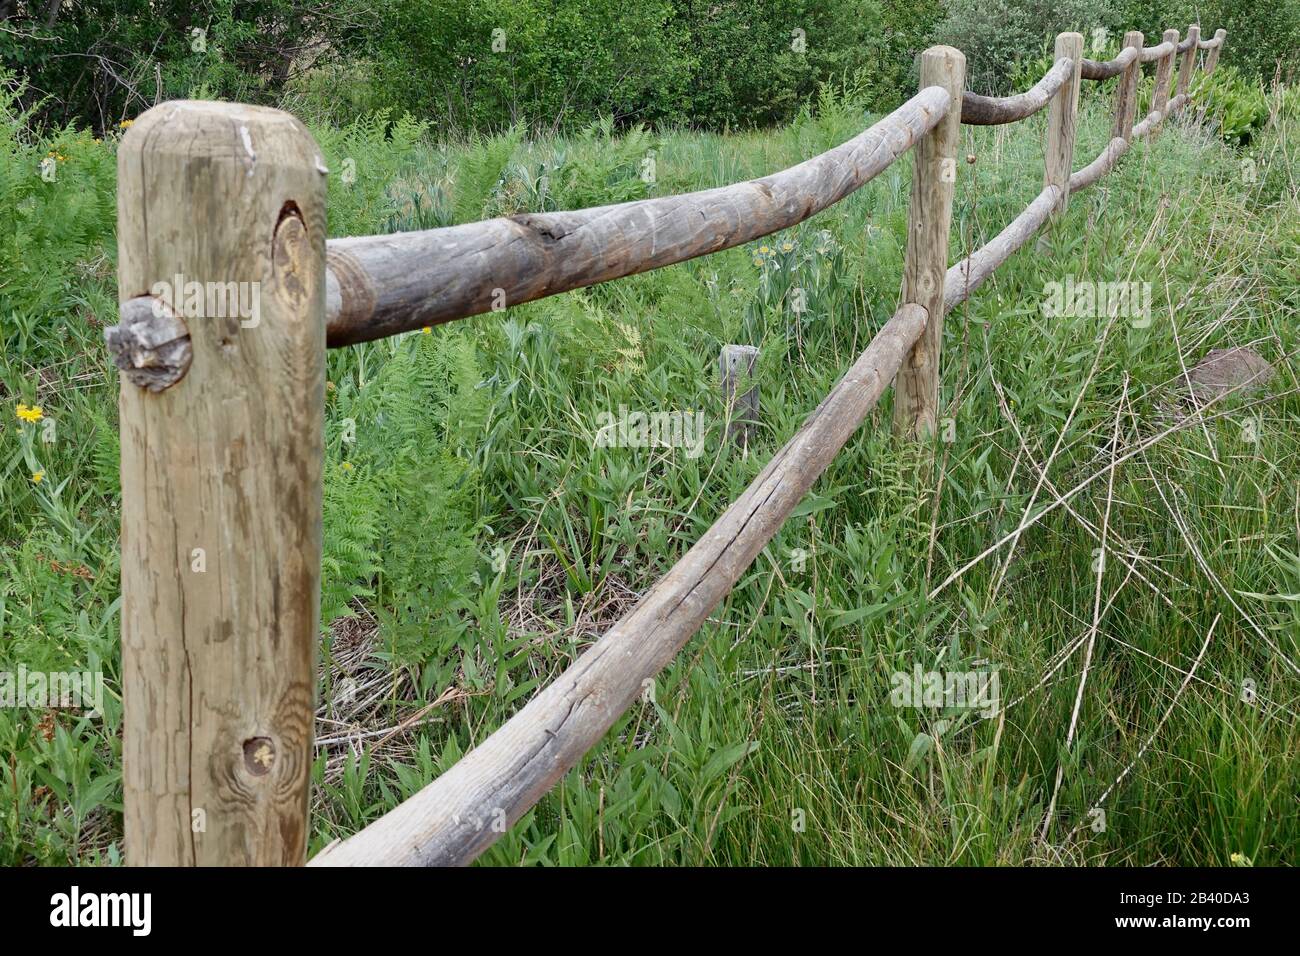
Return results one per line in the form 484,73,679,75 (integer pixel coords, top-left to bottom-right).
1176,25,1201,101
1131,110,1161,140
1112,32,1145,139
1069,136,1131,193
309,304,927,867
1138,40,1176,62
1149,30,1180,139
1080,45,1139,81
893,46,965,440
1203,30,1227,73
117,100,325,866
323,89,950,347
960,57,1071,125
943,185,1060,314
1044,33,1084,219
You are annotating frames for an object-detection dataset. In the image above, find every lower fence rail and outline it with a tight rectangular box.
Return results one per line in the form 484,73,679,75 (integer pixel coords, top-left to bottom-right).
310,304,928,866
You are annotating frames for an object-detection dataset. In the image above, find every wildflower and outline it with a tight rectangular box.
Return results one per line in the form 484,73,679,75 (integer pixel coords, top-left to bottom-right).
325,381,336,393
759,244,770,254
31,470,45,484
341,461,354,472
752,256,763,267
780,240,794,253
119,119,134,129
16,403,43,423
422,326,432,334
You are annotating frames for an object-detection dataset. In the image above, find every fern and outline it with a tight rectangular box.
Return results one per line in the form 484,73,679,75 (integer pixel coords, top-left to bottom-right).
449,125,524,224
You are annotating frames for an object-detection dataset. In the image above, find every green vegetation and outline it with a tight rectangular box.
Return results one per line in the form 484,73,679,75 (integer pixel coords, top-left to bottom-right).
2,43,1297,864
4,1,1298,134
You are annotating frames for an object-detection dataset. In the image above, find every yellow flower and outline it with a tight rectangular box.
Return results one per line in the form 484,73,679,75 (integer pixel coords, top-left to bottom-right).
341,461,354,472
119,119,134,129
16,403,43,423
422,326,432,335
780,240,794,252
31,470,45,484
325,381,336,392
759,245,770,254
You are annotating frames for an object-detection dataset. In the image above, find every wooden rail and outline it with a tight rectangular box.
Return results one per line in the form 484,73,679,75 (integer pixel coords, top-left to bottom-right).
323,89,948,347
105,24,1225,867
960,57,1071,125
1081,45,1139,80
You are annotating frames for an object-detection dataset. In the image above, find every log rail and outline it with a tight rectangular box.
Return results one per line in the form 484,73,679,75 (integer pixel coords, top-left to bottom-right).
106,24,1227,867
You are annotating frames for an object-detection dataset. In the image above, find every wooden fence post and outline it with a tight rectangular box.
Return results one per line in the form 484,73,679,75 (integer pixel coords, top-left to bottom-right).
1151,29,1180,137
893,45,965,440
1204,29,1227,75
1112,31,1144,140
720,344,760,447
1044,32,1084,219
111,101,326,865
1176,24,1201,105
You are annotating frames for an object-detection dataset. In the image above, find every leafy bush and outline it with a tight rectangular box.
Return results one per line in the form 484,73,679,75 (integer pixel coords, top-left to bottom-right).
0,1,369,133
305,0,894,133
360,0,684,132
1192,66,1269,146
936,0,1115,93
0,75,116,322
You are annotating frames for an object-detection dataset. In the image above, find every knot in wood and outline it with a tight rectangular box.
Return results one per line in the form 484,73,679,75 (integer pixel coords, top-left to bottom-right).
105,296,192,392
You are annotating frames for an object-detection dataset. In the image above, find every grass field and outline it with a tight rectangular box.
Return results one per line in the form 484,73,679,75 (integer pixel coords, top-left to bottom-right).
2,75,1297,866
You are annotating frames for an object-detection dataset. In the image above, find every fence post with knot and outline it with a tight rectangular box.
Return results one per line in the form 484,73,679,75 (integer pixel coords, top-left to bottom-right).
110,101,326,866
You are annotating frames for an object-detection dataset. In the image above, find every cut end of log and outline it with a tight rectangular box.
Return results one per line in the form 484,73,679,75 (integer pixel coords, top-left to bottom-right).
105,295,193,392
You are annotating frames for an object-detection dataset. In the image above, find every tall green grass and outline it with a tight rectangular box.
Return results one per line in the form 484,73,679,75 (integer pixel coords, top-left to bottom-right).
1,73,1296,865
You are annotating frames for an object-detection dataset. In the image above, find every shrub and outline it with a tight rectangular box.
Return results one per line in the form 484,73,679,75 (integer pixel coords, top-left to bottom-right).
1191,66,1270,146
936,0,1115,93
0,1,369,133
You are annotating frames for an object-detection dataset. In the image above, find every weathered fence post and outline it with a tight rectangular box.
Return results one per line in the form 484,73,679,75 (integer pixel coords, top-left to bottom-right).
1204,29,1227,75
111,101,326,865
1176,24,1201,106
1044,32,1084,219
893,45,965,441
720,344,760,447
1151,29,1180,137
1113,31,1144,140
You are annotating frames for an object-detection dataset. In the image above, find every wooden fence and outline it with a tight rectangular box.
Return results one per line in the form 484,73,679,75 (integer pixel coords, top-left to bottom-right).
105,26,1226,866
